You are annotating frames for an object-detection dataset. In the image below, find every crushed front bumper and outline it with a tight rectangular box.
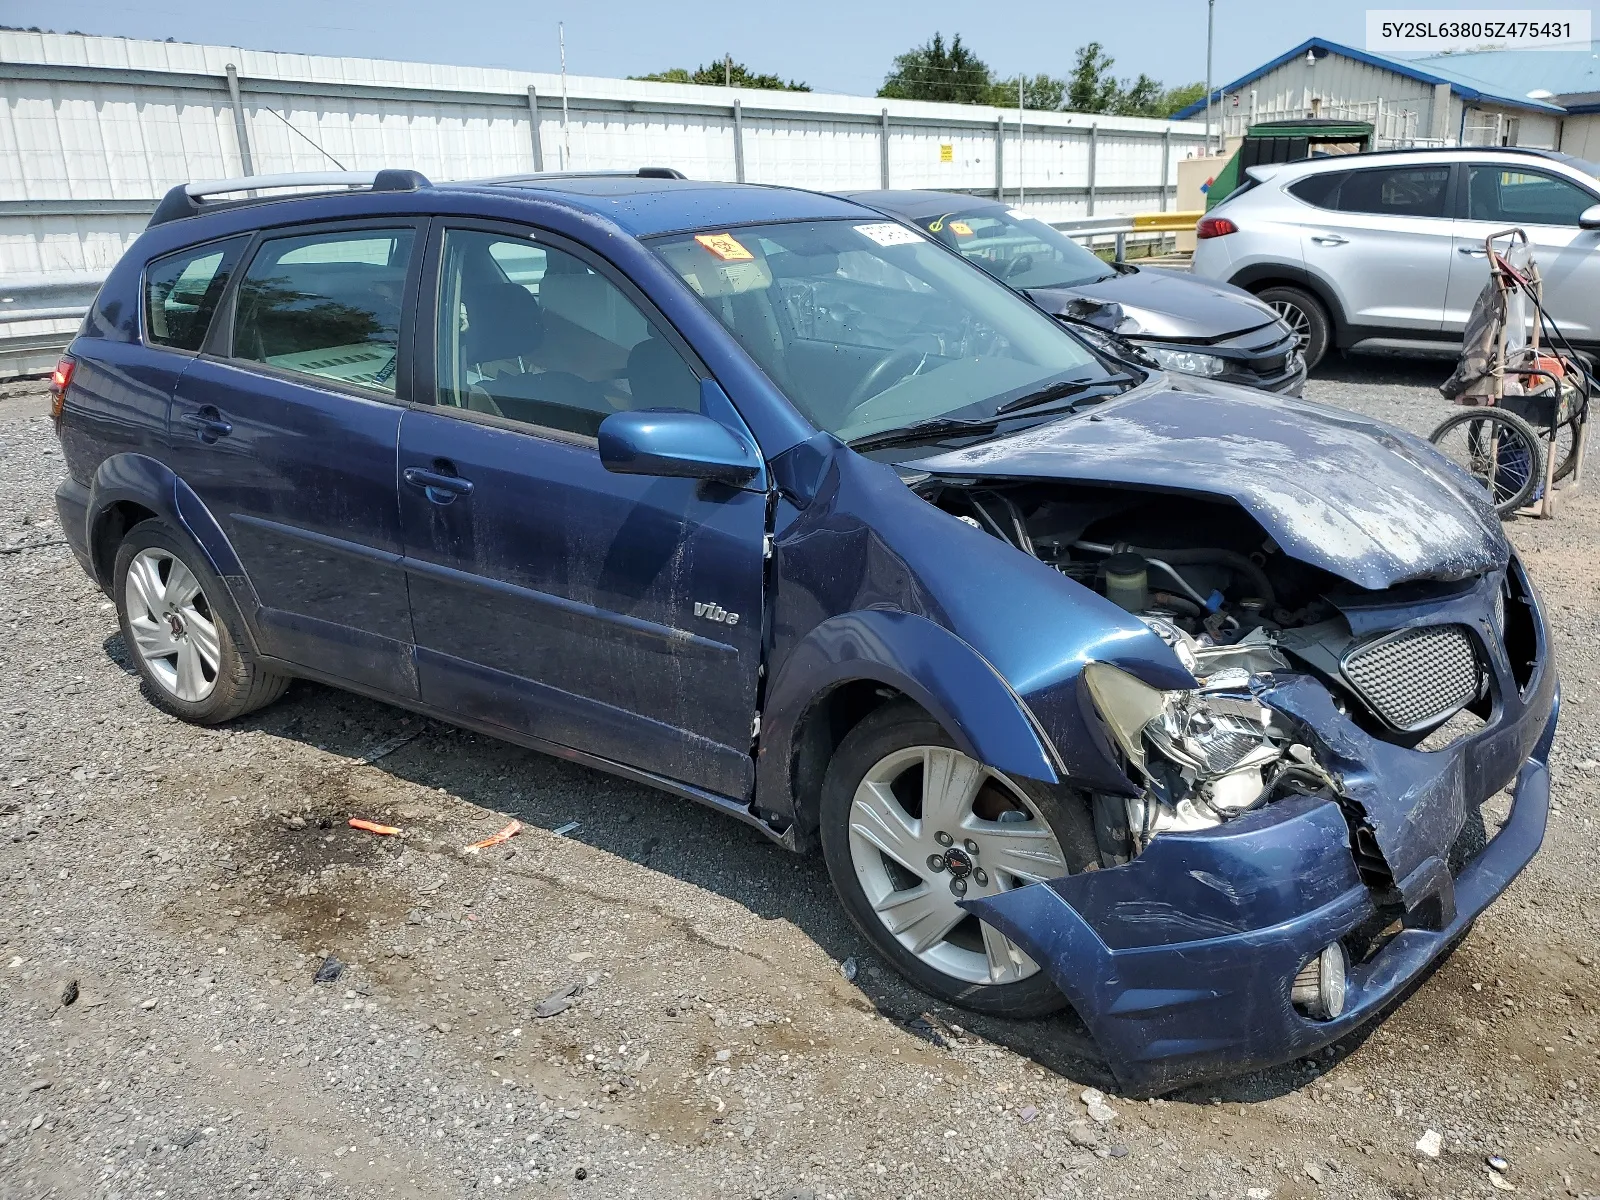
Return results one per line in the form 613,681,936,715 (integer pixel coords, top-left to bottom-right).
968,654,1558,1096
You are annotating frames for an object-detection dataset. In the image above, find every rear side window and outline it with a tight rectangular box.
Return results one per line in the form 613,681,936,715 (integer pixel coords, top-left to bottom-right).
1305,167,1459,219
1287,171,1348,210
143,238,247,351
232,228,416,394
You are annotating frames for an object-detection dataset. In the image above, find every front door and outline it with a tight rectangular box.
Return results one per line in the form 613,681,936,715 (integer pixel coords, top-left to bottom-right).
398,223,767,798
1445,163,1600,340
168,221,422,696
1299,162,1455,332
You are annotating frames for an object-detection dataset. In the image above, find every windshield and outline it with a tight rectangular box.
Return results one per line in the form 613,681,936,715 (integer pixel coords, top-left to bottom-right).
651,219,1106,443
917,206,1117,290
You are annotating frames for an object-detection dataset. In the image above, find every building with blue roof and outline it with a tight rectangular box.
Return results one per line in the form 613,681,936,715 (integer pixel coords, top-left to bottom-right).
1174,37,1600,161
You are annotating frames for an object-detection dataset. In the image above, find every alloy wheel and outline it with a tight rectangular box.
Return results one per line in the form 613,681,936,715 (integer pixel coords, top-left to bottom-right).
1269,299,1312,352
123,547,221,702
847,745,1068,986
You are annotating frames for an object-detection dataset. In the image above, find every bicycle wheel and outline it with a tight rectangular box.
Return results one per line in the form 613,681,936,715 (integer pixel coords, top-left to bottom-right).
1429,407,1546,517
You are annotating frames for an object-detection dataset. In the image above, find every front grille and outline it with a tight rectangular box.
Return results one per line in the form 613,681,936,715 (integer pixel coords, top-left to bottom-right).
1342,624,1481,732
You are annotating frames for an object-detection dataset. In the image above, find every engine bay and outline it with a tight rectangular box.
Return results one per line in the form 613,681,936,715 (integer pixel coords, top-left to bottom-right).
914,476,1500,862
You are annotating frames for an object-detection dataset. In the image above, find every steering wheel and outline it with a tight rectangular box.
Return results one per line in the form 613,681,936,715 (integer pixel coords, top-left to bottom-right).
1001,253,1035,281
846,347,928,410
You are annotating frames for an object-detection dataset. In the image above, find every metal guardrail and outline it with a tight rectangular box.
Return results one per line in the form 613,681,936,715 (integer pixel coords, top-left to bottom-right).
1,274,107,378
1049,211,1202,263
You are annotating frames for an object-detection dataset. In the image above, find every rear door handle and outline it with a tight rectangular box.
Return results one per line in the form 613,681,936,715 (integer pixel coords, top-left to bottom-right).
1458,246,1489,257
179,406,232,443
403,464,475,504
1309,234,1349,246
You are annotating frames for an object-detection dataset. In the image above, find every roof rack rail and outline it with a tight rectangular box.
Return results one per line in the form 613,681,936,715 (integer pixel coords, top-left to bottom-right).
474,167,688,185
148,169,432,228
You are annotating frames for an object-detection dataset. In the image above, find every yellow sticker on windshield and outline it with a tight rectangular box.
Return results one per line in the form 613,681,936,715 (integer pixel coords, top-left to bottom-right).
948,220,974,237
694,232,754,262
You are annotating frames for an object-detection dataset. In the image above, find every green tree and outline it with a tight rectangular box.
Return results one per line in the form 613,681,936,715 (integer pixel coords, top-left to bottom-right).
632,60,810,91
878,33,993,104
1067,42,1123,113
987,73,1066,111
1157,81,1207,116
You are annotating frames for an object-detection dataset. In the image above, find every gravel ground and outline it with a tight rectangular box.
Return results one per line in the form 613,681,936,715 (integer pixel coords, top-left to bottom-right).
3,358,1600,1200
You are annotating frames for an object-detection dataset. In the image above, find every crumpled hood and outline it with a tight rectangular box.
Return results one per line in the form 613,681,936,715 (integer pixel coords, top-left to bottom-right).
1027,267,1280,341
911,384,1510,590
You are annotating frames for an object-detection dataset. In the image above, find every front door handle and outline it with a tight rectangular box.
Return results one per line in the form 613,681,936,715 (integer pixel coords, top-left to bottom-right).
179,406,232,443
1309,234,1349,246
1458,246,1489,257
403,464,475,505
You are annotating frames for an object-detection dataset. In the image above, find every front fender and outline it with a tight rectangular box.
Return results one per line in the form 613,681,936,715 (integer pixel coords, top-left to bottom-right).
754,609,1061,829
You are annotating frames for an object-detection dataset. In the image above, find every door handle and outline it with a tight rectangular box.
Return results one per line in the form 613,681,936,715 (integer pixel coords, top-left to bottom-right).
179,406,232,443
1458,246,1489,257
403,464,475,505
1309,234,1349,246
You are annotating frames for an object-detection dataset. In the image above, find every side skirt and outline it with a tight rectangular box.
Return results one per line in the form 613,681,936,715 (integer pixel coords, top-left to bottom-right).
253,655,795,849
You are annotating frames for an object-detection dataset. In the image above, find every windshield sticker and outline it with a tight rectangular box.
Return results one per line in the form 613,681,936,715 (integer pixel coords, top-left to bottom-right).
1006,208,1042,224
854,222,924,247
694,232,755,262
948,220,974,237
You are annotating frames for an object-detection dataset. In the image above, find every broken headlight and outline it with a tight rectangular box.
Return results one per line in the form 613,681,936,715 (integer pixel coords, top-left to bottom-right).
1144,346,1229,378
1084,661,1300,842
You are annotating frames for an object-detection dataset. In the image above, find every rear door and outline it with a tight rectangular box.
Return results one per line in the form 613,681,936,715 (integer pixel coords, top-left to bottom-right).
168,220,423,696
1445,162,1600,340
1294,163,1455,331
397,220,767,798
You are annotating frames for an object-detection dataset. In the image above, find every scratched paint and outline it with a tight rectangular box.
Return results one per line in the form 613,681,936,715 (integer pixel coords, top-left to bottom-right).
913,381,1507,590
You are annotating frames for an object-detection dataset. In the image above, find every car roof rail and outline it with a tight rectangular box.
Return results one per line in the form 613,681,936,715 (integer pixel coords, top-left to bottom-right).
475,167,688,186
147,169,432,228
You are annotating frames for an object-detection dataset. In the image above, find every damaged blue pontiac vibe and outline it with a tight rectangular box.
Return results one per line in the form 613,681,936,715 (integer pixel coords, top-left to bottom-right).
50,170,1557,1094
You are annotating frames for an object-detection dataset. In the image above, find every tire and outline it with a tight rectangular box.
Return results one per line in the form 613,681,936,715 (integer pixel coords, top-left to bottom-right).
1257,285,1331,372
1428,407,1546,517
818,702,1099,1019
113,519,289,724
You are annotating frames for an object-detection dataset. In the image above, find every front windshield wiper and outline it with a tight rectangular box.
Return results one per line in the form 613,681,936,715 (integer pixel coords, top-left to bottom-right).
992,372,1135,416
846,415,1000,454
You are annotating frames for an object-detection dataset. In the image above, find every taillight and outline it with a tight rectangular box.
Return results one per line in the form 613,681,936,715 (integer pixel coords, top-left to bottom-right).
48,355,75,421
1196,216,1238,239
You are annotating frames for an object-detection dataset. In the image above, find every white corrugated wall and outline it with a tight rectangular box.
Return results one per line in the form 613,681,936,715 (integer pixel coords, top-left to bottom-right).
0,30,1208,375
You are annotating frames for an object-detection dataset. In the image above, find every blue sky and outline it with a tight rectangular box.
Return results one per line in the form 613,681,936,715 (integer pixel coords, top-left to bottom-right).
1,0,1588,96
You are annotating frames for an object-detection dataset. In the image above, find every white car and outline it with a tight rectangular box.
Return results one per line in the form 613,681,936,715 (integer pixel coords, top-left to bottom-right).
1191,146,1600,369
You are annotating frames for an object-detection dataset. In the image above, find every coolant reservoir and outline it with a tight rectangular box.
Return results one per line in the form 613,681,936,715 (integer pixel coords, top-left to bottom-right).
1103,551,1149,613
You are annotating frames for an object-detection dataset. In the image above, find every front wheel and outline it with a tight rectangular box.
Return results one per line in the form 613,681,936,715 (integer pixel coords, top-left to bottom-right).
819,702,1099,1018
114,519,290,723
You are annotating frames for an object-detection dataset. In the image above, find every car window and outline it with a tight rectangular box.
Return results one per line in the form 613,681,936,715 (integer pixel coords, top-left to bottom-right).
1468,166,1597,226
434,229,700,437
1286,171,1348,210
652,219,1104,442
144,238,248,351
1334,167,1451,218
232,228,415,394
918,207,1116,289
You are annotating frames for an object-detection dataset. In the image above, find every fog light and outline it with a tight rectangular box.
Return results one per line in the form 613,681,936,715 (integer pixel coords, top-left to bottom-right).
1290,942,1348,1020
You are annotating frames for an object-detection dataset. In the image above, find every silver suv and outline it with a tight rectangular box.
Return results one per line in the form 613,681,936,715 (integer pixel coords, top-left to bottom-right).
1192,147,1600,369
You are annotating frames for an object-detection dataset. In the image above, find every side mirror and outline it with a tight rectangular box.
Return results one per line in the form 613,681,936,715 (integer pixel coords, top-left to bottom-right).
1581,204,1600,231
598,410,761,486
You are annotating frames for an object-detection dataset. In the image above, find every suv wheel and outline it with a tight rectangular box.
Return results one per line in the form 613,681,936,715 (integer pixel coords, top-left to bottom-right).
114,519,289,724
819,702,1098,1018
1258,285,1331,371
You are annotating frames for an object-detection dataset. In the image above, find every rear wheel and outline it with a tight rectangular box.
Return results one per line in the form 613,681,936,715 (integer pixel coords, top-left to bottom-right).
819,702,1098,1018
1428,407,1545,516
114,519,289,724
1257,284,1331,371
